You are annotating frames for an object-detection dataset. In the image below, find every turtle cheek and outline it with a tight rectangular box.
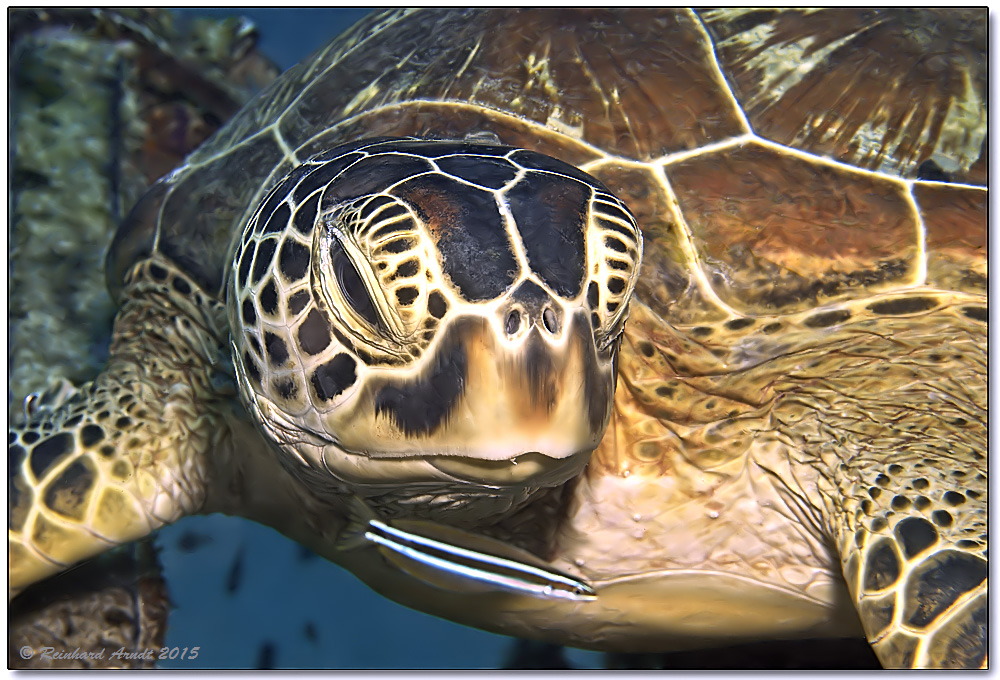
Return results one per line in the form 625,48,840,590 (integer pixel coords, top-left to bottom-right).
584,194,643,347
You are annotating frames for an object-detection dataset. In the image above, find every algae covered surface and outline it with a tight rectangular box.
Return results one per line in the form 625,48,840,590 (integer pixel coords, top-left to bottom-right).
9,8,278,417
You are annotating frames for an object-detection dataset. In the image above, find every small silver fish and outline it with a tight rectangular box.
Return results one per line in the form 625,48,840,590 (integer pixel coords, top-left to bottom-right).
338,497,596,602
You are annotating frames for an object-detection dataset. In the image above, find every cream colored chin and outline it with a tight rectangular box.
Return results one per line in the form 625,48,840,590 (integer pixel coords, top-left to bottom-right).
428,449,592,485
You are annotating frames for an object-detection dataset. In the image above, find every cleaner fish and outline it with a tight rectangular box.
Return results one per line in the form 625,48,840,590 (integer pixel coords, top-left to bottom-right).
338,497,596,602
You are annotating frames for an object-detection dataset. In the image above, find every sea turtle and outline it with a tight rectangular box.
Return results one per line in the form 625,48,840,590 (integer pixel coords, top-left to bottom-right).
8,8,986,669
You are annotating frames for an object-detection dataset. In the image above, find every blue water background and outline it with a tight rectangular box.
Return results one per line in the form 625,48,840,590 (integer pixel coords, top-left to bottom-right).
158,8,601,669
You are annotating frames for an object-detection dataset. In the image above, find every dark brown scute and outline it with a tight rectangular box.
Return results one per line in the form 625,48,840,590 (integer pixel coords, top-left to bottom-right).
43,459,97,520
263,332,290,367
321,154,431,211
29,433,73,479
237,246,253,288
427,291,448,319
894,517,938,559
960,306,986,323
287,290,310,316
890,495,911,511
250,239,277,285
243,352,262,386
241,298,257,325
297,309,333,356
436,154,519,190
261,202,291,236
903,550,986,628
80,424,104,447
396,173,518,301
864,539,902,592
942,491,965,507
273,377,299,401
803,309,851,329
259,279,279,315
395,287,418,306
171,277,191,295
506,172,589,298
293,193,322,236
278,238,310,282
295,157,364,207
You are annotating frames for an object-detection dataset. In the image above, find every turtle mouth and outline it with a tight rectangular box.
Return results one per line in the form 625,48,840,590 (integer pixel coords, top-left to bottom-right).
312,443,594,502
426,449,592,485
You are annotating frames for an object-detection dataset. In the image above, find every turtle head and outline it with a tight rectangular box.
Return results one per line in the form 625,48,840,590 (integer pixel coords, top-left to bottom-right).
229,139,641,516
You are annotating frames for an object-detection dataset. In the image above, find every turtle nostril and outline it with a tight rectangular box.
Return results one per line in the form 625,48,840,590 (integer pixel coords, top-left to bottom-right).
542,307,559,334
505,310,521,336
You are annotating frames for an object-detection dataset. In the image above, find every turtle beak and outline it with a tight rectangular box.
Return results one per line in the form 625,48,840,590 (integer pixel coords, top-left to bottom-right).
327,309,615,486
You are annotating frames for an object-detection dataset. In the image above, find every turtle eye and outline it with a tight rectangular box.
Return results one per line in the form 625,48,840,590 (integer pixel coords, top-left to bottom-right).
330,238,380,328
316,193,435,346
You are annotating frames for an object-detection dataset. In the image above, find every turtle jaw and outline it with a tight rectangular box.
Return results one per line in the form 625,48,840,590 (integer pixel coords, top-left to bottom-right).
234,308,617,511
317,310,615,488
237,307,616,501
425,449,593,486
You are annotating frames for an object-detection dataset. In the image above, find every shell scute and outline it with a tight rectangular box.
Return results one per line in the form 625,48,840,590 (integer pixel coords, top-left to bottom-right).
916,184,987,294
586,163,702,323
704,8,987,183
107,8,985,324
111,132,293,299
667,143,918,315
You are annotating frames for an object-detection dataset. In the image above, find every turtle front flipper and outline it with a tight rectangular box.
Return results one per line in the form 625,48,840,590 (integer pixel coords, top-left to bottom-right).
9,259,230,598
832,465,987,669
810,303,989,668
